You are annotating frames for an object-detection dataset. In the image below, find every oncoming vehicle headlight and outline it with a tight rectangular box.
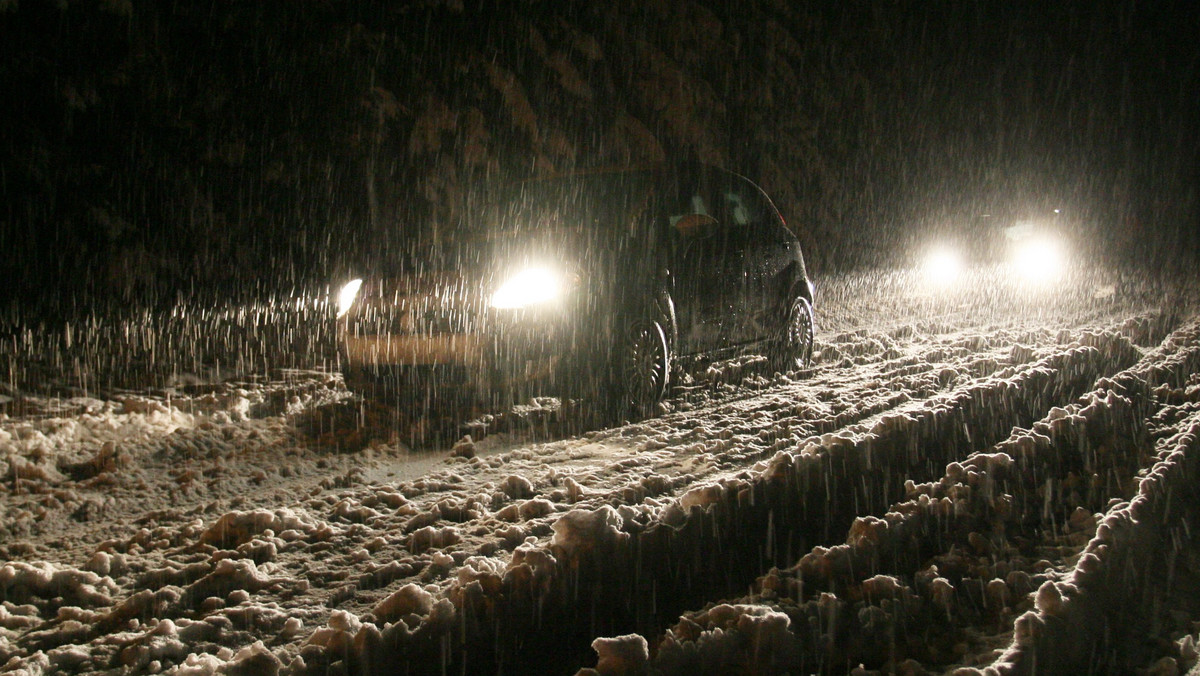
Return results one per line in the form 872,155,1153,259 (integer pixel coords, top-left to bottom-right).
922,244,962,286
336,278,362,318
490,267,563,309
1012,237,1065,283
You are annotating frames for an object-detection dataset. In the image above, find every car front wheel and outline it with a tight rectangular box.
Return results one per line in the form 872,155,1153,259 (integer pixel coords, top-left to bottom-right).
770,295,815,372
610,317,670,422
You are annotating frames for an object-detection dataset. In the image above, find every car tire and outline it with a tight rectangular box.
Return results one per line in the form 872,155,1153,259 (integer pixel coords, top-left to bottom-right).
608,316,671,423
769,295,815,372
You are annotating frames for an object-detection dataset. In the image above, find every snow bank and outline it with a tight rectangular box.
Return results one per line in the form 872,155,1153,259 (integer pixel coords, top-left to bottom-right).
578,633,648,676
164,640,282,676
984,406,1200,674
0,561,118,608
310,325,1144,676
199,508,336,549
597,321,1197,673
0,399,193,482
550,506,630,558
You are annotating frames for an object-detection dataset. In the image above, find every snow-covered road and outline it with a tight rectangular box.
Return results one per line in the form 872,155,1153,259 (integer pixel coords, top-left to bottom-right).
3,264,1199,675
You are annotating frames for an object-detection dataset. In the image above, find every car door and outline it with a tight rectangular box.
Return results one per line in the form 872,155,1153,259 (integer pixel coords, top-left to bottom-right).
663,169,745,353
665,168,795,354
718,172,797,343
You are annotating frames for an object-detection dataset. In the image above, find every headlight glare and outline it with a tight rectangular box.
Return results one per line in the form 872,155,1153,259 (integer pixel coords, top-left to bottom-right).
490,267,562,309
1012,237,1064,283
336,278,363,318
922,245,962,286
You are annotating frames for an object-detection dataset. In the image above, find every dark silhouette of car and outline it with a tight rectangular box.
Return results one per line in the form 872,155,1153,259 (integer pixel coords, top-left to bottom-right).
334,162,815,426
918,204,1072,286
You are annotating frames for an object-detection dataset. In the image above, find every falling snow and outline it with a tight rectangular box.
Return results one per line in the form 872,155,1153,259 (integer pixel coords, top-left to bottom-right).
0,264,1197,675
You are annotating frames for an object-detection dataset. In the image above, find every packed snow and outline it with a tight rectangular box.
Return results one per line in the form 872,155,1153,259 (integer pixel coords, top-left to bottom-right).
2,264,1199,675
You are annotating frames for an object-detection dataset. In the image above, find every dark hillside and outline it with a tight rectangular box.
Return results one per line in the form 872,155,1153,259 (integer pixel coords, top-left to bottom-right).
1,0,1196,318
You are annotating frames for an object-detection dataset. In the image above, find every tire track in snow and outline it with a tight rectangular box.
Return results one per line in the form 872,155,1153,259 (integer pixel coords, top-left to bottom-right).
578,323,1095,496
290,328,1142,675
0,269,1190,675
606,319,1200,675
976,321,1200,675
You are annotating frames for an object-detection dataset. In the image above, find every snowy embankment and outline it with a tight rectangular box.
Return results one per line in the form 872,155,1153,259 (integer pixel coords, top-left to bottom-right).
621,320,1200,675
0,265,1198,675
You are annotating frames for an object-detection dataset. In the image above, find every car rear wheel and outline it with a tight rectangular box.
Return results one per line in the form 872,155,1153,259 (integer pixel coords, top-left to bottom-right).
770,295,814,372
609,317,670,422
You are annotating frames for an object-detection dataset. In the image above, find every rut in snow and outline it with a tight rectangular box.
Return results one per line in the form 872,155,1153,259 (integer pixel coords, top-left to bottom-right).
293,328,1143,675
606,319,1200,674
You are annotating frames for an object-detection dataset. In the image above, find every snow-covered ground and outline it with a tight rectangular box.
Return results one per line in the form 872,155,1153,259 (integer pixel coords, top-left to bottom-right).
2,262,1199,675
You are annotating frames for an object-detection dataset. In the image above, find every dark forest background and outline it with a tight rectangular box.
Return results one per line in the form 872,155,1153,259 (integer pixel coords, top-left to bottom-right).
2,0,1197,320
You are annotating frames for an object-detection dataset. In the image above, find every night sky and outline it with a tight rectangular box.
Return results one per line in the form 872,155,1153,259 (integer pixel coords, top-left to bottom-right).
1,0,1197,319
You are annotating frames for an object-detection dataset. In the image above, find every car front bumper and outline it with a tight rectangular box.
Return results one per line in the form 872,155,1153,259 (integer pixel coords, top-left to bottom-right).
338,312,587,404
341,333,486,368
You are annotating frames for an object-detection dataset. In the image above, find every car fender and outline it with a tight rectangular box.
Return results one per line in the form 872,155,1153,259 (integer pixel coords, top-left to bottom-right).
655,284,678,358
775,262,814,307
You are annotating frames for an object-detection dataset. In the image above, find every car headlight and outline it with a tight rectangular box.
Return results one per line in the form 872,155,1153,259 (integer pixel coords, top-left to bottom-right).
336,278,362,318
490,267,563,309
922,245,962,286
1012,237,1064,283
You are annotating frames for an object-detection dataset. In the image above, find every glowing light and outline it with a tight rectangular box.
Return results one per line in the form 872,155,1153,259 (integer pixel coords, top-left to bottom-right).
336,279,362,318
1012,237,1065,284
490,267,562,309
923,245,963,286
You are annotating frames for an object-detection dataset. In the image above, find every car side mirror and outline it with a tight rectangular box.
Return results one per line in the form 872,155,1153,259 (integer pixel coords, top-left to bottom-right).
674,213,718,239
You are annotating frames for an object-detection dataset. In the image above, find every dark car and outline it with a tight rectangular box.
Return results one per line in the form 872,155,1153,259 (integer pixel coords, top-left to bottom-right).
918,204,1071,287
334,163,815,424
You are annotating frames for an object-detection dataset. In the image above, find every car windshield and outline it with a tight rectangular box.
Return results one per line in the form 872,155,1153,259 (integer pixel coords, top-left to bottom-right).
473,170,656,240
403,170,653,274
